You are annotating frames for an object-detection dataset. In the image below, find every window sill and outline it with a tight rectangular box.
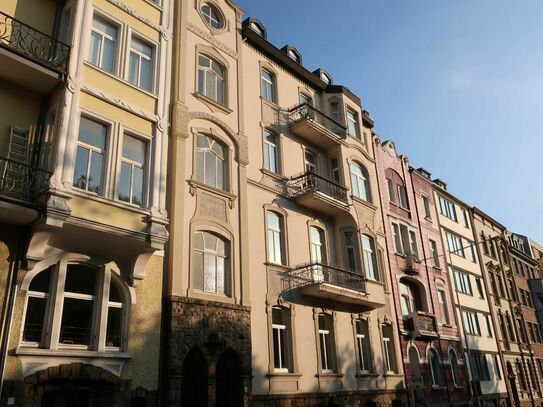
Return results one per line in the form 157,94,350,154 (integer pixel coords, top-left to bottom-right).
193,92,232,114
432,385,447,390
188,179,237,206
265,262,290,271
383,372,403,377
267,372,302,378
70,188,152,216
143,0,163,11
84,61,158,99
424,216,433,221
260,97,280,110
260,168,287,181
315,372,344,379
16,347,132,359
187,288,236,305
351,195,377,210
355,372,378,378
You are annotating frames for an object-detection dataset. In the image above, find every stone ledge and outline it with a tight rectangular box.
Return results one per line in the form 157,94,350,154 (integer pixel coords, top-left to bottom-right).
165,295,251,312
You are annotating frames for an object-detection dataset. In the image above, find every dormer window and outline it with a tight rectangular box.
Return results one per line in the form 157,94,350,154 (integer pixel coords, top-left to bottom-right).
201,3,223,30
321,72,331,85
244,18,267,39
282,45,302,64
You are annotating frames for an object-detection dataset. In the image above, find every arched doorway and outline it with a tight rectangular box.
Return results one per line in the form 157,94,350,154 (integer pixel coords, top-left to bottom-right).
181,348,208,407
216,349,243,407
408,346,424,405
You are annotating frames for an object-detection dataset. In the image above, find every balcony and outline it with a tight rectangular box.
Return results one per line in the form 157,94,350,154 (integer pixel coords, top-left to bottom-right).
406,311,438,340
0,11,70,93
288,103,347,150
288,172,349,216
402,253,419,275
281,262,386,308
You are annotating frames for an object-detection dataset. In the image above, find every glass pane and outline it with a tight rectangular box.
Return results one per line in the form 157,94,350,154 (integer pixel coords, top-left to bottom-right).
204,253,216,292
140,59,152,91
198,69,205,94
132,166,144,206
197,134,209,148
205,71,217,100
193,252,203,290
60,297,93,345
89,32,101,65
273,329,280,367
198,55,209,68
272,307,283,324
129,52,139,85
102,38,115,72
216,256,225,294
29,267,52,292
193,232,204,250
196,151,205,182
109,279,121,302
211,141,224,159
278,329,287,368
73,146,89,189
205,153,217,187
204,232,218,251
106,307,122,347
122,135,145,163
216,78,224,104
64,264,97,295
216,237,225,256
118,162,131,202
88,151,103,193
267,211,280,229
79,117,106,149
23,297,46,342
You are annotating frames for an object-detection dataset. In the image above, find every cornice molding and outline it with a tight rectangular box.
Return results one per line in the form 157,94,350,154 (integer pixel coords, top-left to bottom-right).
81,85,160,123
106,0,170,38
187,22,238,58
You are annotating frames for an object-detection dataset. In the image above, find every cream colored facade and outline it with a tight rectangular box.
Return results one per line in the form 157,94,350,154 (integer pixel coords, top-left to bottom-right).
0,0,171,405
433,185,507,405
164,0,406,405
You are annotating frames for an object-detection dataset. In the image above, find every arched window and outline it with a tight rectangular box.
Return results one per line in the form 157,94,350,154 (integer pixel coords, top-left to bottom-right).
361,234,378,281
200,3,223,29
197,54,225,104
449,348,461,386
399,279,423,317
195,134,226,190
350,163,370,202
261,68,275,102
22,263,128,351
193,231,228,295
428,348,443,386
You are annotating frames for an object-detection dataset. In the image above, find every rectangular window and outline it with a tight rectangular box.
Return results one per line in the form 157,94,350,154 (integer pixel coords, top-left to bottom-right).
445,231,464,257
438,290,450,325
304,149,317,173
485,315,493,338
330,156,340,184
468,243,477,263
330,102,340,122
355,319,372,373
118,134,146,206
344,231,357,272
493,355,502,380
382,324,397,373
267,211,284,265
438,196,457,221
261,69,275,102
73,117,107,195
272,307,291,372
397,185,409,209
409,231,419,260
454,269,472,295
318,314,336,372
129,37,153,91
470,353,490,381
263,130,278,173
392,223,402,254
463,311,481,335
429,239,440,268
475,278,485,299
462,209,470,229
89,15,117,73
347,109,360,139
422,195,432,219
386,179,395,203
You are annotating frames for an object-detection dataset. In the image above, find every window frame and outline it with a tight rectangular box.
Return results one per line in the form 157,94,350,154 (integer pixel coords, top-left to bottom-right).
266,210,286,266
20,260,130,353
262,129,280,174
194,133,228,191
422,194,432,219
127,33,156,93
200,2,224,30
197,53,226,105
438,195,457,222
438,289,451,325
116,131,149,207
261,67,276,103
270,306,292,373
192,230,230,296
316,313,337,373
346,108,360,139
354,317,372,374
88,13,119,74
429,239,440,268
350,162,371,202
382,323,398,374
453,269,472,295
428,348,443,387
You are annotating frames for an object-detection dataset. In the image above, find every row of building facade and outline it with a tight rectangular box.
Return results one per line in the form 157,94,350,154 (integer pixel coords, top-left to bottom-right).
0,0,541,406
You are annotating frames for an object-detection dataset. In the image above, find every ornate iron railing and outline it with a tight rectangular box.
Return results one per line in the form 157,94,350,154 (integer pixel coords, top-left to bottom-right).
288,171,348,204
288,103,347,139
0,157,51,202
0,11,70,75
282,262,366,293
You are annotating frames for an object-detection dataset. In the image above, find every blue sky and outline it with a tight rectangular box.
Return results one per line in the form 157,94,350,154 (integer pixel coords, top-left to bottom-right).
237,0,543,244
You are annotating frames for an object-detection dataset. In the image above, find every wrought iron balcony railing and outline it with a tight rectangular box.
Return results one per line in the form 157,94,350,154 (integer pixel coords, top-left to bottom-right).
0,157,51,202
0,11,70,75
282,262,366,293
288,171,348,204
288,103,347,139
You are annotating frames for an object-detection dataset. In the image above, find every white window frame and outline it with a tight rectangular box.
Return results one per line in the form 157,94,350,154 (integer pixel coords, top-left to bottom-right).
355,318,371,374
192,231,229,295
361,234,378,281
266,211,284,265
195,134,227,190
438,289,450,325
422,195,432,219
271,306,291,373
197,54,225,104
350,162,370,201
397,185,409,209
261,68,275,102
88,13,119,74
382,324,397,373
463,310,481,336
446,231,465,257
263,129,279,174
318,313,336,373
438,196,457,221
127,34,155,92
347,108,360,139
453,269,472,295
304,148,317,173
429,239,440,268
200,3,223,29
117,132,148,207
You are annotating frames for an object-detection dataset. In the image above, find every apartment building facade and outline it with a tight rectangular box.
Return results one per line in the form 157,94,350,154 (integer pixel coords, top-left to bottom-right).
0,0,171,405
433,188,507,406
372,142,469,406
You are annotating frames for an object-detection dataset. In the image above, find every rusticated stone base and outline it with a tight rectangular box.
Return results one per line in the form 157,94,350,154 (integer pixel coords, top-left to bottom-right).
163,296,252,406
252,389,407,407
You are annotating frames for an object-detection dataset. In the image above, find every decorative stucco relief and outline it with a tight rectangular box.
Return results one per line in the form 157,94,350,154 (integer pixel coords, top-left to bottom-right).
187,22,238,58
198,192,228,222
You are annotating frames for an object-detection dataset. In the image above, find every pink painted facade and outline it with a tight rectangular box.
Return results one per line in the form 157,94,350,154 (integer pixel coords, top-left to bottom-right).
373,137,471,406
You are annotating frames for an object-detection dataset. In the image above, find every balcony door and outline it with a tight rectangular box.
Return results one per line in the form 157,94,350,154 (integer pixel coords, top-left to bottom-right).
310,226,326,282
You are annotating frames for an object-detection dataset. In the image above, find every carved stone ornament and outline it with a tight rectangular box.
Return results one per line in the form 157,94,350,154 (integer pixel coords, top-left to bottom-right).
197,192,228,222
187,22,238,58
